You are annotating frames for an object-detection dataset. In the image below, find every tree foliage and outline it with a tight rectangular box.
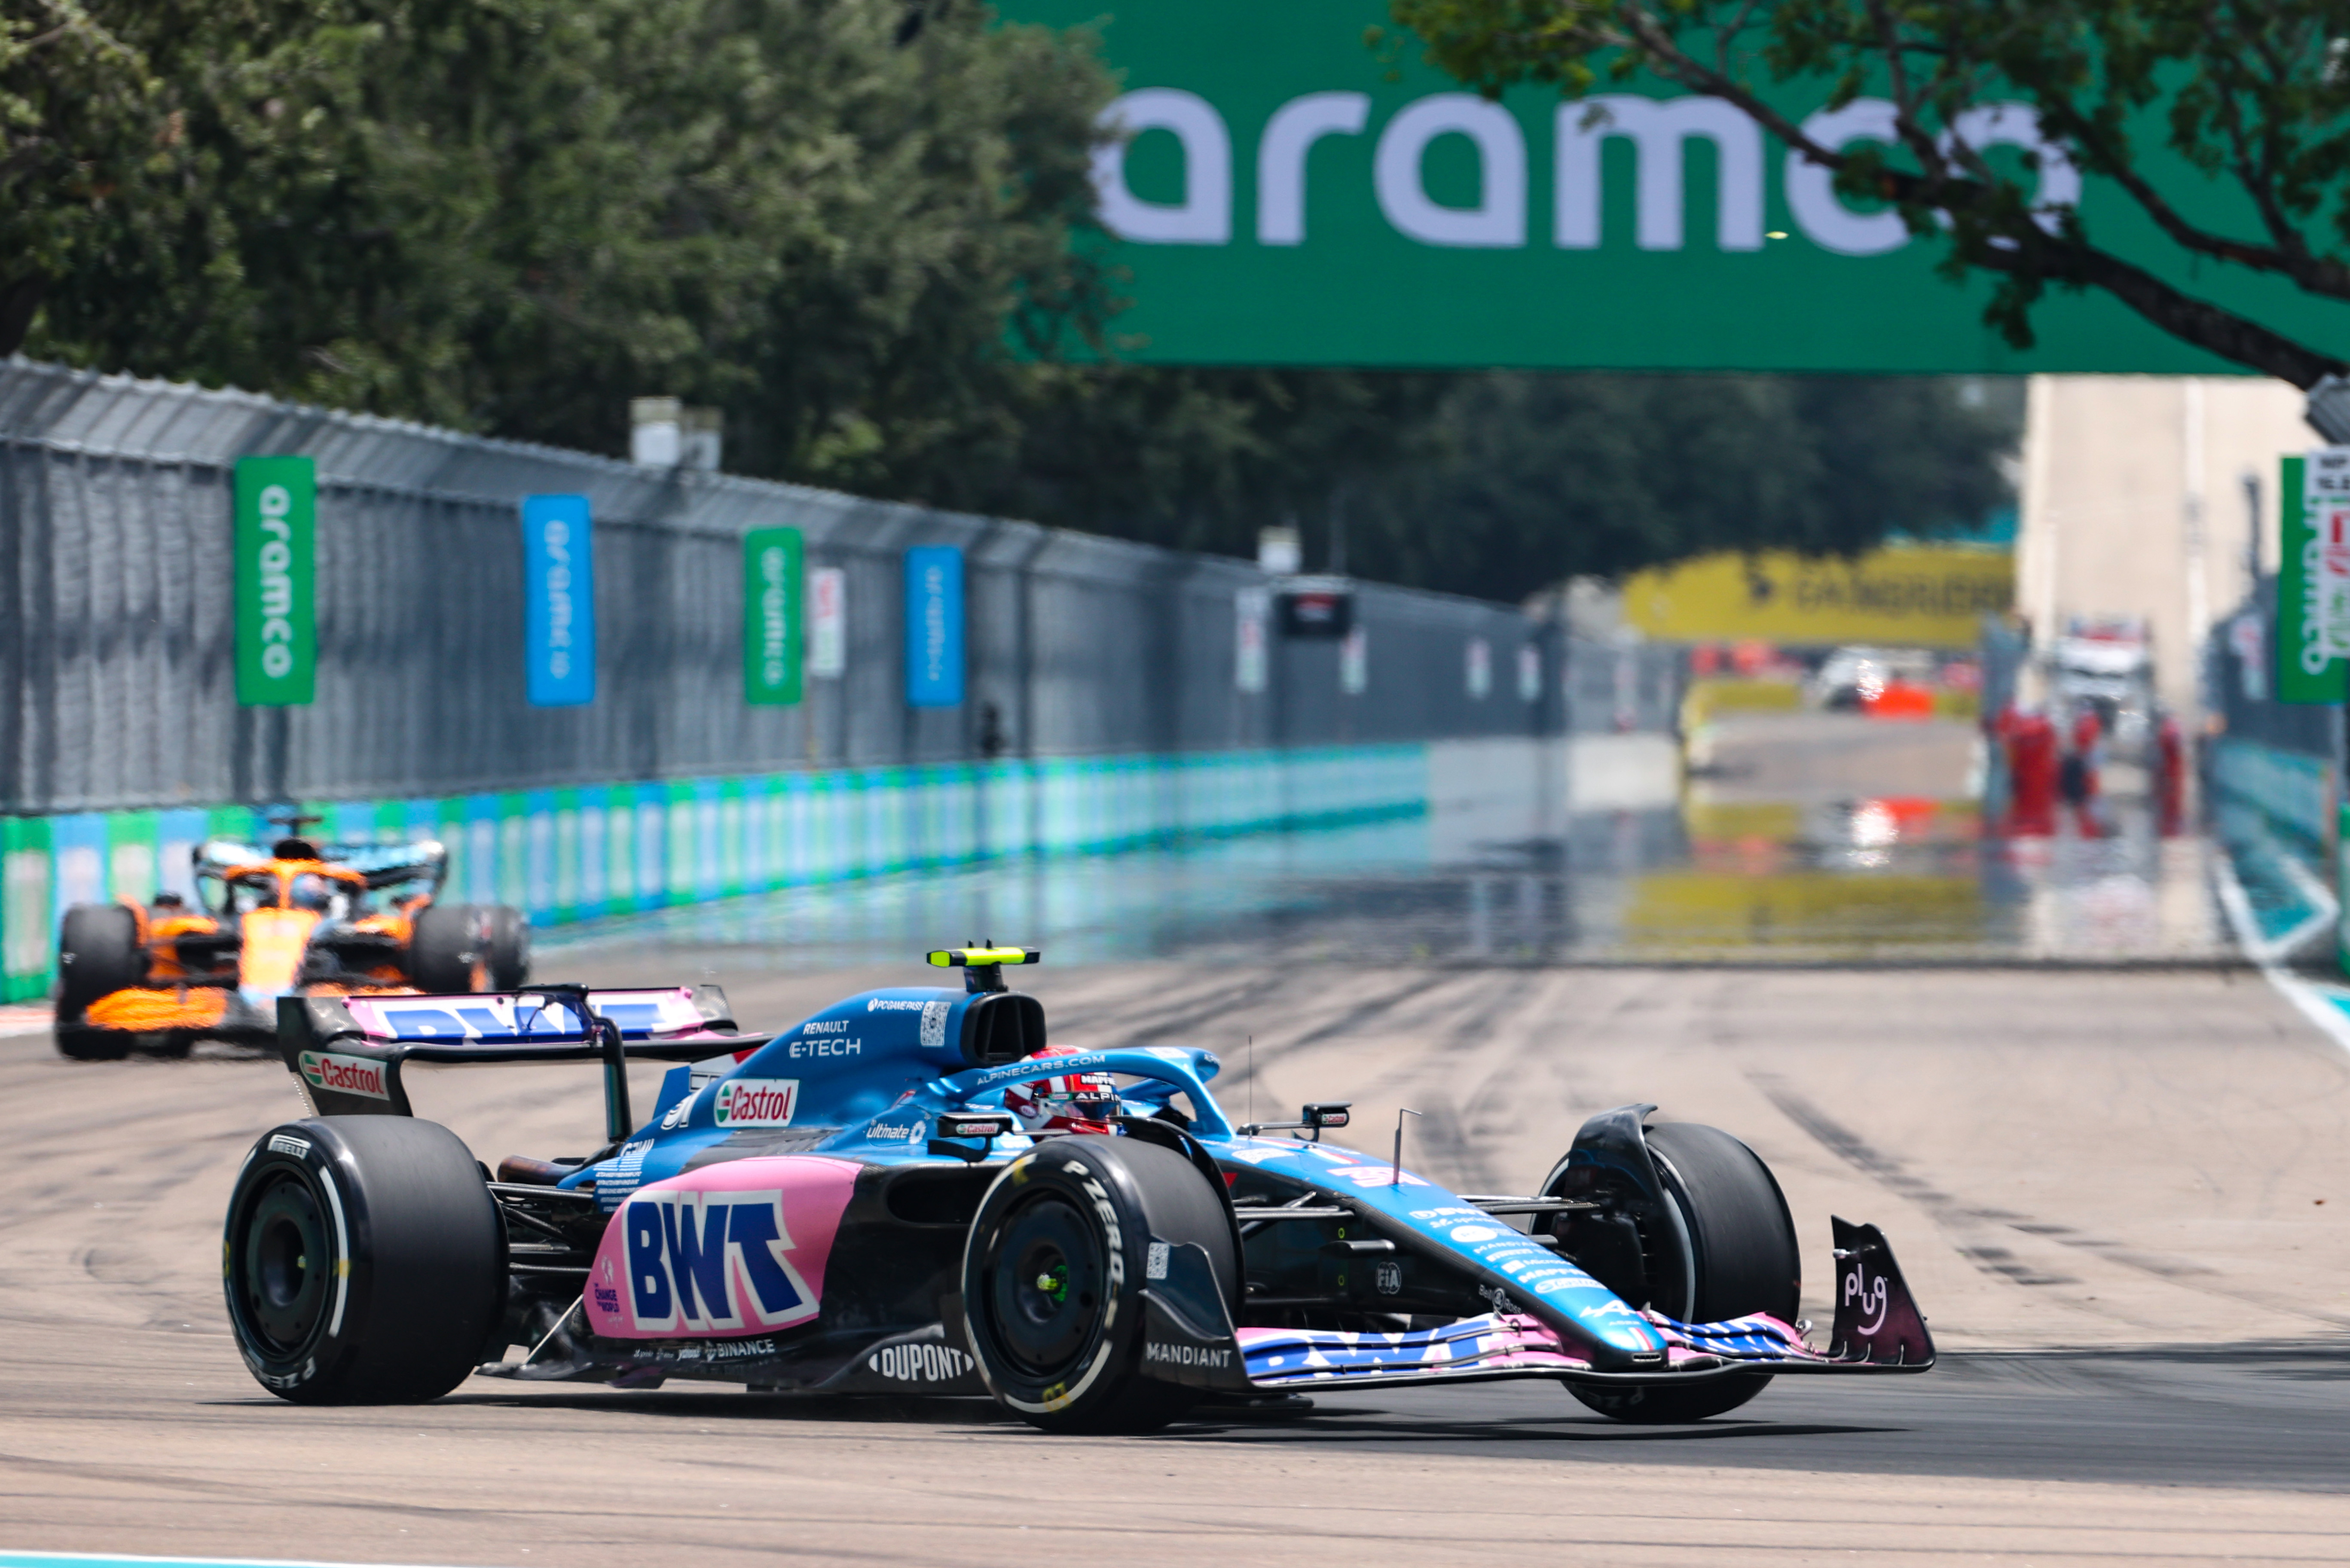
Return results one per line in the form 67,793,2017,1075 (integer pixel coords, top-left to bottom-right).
5,0,2012,603
1014,371,2014,603
13,0,1121,477
1387,0,2350,387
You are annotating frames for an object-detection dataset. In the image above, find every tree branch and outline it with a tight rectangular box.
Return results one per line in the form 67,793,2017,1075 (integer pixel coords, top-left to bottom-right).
1979,227,2343,387
1598,3,2346,386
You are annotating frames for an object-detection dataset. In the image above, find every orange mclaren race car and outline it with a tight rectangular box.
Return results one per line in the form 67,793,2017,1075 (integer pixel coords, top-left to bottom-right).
52,829,526,1059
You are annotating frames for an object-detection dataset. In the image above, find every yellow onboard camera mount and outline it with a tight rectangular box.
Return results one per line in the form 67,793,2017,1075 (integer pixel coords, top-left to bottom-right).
925,942,1041,995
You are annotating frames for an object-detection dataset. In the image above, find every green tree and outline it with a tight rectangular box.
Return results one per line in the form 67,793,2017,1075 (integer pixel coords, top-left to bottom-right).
10,0,2012,606
998,370,2011,603
0,0,362,357
1341,373,2013,601
1386,0,2350,386
22,0,1123,470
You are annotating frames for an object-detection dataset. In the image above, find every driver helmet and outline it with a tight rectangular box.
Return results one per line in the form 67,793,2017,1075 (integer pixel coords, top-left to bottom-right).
1003,1046,1121,1136
290,873,334,912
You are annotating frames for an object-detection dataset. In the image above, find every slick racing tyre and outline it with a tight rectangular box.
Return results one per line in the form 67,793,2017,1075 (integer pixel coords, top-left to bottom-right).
1566,1122,1800,1425
481,904,529,989
410,903,530,993
962,1137,1236,1435
55,903,146,1060
410,904,486,992
53,1026,130,1062
224,1117,506,1404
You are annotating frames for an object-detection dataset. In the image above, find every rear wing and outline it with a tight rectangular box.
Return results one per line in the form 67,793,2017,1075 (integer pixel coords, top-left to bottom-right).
277,984,766,1139
197,836,449,891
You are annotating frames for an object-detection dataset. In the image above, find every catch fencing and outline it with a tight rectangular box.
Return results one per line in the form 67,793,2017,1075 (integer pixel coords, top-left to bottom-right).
0,357,1565,815
0,357,1693,1000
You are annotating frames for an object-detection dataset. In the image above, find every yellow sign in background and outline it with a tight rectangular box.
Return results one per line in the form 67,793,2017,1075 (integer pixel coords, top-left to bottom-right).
1623,546,2013,649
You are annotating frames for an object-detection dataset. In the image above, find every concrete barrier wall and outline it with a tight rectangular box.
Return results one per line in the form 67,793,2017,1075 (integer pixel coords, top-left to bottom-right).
2210,737,2333,857
0,743,1430,1002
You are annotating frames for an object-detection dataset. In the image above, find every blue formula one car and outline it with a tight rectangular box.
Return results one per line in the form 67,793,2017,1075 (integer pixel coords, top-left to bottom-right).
223,948,1933,1431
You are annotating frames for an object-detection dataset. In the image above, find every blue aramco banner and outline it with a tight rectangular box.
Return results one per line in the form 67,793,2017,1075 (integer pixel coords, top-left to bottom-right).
904,545,965,708
523,494,596,707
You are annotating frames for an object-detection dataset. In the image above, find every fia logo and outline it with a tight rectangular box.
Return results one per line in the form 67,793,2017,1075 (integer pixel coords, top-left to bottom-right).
1843,1261,1890,1336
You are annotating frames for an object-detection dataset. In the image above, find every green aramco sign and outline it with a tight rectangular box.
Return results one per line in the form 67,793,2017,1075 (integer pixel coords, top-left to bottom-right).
999,0,2350,373
233,455,316,706
744,527,804,706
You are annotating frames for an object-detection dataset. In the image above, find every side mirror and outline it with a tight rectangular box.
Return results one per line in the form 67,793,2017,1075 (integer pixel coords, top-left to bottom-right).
1238,1101,1354,1140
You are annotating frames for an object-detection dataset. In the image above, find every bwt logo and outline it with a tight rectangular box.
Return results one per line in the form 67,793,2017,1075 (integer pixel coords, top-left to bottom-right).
1094,90,2075,258
623,1191,817,1332
254,484,299,679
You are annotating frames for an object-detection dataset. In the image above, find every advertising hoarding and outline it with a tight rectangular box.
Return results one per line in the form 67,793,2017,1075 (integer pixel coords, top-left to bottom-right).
808,568,847,678
523,494,596,707
905,546,965,707
2276,451,2350,704
1623,546,2013,650
744,528,805,705
997,0,2350,373
233,456,315,706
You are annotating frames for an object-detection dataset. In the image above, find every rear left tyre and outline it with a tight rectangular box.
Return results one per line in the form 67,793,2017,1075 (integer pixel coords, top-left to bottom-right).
408,903,488,993
962,1136,1236,1434
481,905,529,989
409,903,529,993
223,1116,506,1403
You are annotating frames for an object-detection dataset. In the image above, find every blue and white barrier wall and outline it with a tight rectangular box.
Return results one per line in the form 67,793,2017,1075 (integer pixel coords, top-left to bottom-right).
0,744,1430,1003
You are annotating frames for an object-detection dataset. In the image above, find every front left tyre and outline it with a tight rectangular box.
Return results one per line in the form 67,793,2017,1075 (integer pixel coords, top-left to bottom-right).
961,1136,1237,1434
1555,1120,1800,1425
54,903,146,1060
224,1117,506,1403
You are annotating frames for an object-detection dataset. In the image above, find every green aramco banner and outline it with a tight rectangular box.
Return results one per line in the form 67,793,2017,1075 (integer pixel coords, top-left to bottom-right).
233,455,317,706
2277,451,2350,704
998,0,2350,373
744,527,804,706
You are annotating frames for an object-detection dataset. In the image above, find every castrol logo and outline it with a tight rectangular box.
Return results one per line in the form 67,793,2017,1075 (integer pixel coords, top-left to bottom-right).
297,1050,388,1100
713,1078,799,1129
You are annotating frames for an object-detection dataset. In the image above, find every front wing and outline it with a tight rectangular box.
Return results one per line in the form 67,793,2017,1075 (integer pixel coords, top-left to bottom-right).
1145,1217,1933,1396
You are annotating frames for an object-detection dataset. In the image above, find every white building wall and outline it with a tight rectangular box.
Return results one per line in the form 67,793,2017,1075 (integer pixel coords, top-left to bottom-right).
2017,374,2310,717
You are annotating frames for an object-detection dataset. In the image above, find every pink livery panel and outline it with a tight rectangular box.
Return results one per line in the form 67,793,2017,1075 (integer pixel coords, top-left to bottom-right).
586,1156,860,1339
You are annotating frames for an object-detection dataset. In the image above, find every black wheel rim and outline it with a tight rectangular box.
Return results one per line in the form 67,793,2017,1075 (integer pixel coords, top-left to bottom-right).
240,1170,331,1352
984,1192,1106,1379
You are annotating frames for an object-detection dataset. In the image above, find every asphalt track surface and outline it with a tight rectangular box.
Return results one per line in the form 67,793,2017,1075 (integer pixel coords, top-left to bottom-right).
11,958,2350,1565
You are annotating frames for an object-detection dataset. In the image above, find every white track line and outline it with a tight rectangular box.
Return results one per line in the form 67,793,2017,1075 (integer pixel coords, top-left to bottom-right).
2210,843,2350,1056
0,1556,467,1568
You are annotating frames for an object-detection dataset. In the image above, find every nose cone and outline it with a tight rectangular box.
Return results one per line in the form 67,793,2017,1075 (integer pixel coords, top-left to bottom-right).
237,908,321,1001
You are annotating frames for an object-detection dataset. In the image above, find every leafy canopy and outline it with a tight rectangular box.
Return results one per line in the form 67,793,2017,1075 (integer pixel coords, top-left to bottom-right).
3,0,2012,601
